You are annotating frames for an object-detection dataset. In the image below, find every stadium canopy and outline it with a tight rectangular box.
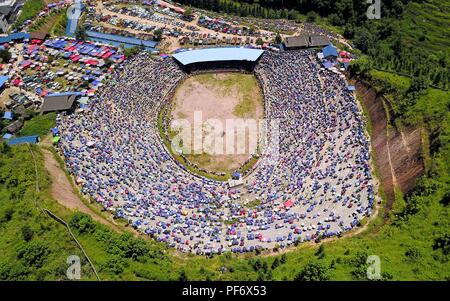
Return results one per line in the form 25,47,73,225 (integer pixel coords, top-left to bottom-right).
172,47,264,66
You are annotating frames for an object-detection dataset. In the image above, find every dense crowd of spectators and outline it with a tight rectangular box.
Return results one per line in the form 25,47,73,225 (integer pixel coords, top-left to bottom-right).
58,50,375,255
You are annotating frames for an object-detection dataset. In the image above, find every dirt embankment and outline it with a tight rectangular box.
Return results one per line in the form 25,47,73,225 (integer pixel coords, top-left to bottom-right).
354,81,424,209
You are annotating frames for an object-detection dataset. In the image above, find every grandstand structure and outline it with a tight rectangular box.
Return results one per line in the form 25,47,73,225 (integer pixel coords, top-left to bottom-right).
172,47,265,72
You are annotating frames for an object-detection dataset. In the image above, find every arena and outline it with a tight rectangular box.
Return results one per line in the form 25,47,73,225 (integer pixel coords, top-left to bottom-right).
57,48,376,255
166,72,264,176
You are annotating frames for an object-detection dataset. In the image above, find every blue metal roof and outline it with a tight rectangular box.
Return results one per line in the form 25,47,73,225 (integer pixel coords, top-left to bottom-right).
47,91,83,97
172,47,265,65
86,31,158,49
3,111,13,120
7,135,39,145
0,32,31,43
0,75,9,88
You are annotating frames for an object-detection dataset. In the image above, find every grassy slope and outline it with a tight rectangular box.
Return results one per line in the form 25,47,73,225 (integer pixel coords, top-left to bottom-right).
0,133,448,280
19,113,56,137
400,0,450,54
14,0,45,29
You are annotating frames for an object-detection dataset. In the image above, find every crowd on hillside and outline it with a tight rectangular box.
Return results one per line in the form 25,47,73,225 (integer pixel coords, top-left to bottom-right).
57,50,375,255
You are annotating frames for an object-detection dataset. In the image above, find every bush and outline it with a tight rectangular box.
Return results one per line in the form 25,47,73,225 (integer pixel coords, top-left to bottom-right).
101,255,128,275
0,49,11,63
117,233,150,261
21,225,34,242
17,241,50,268
69,213,97,234
306,11,318,22
178,269,188,281
405,247,422,261
433,233,450,255
294,262,330,281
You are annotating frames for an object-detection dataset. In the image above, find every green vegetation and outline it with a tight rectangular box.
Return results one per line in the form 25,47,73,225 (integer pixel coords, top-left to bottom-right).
50,10,68,37
0,145,93,280
1,101,450,279
153,29,163,42
29,8,66,35
14,0,45,29
178,0,449,89
0,0,449,282
123,45,145,58
19,113,56,137
0,49,11,63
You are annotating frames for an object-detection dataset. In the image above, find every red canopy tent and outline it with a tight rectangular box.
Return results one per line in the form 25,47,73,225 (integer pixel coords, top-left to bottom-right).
284,200,294,208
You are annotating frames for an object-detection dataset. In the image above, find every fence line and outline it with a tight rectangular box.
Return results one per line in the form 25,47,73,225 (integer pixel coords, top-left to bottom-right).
27,144,101,281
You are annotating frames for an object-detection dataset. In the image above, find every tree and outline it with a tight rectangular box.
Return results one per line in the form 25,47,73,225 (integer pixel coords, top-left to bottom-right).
306,11,318,22
349,55,372,77
101,255,127,275
408,76,429,95
70,212,96,234
75,25,87,41
21,225,34,242
271,257,280,270
118,233,149,261
433,233,450,255
315,244,325,258
280,254,287,264
0,49,11,63
294,262,330,281
183,7,193,18
178,269,188,281
274,32,282,44
17,241,50,268
255,37,264,46
153,29,163,42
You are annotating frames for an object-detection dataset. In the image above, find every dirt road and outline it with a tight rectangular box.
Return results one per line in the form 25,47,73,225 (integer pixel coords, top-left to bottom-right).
42,147,122,232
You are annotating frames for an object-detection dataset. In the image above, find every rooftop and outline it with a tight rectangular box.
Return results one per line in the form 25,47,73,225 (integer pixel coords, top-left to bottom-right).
172,47,264,66
284,36,309,48
41,94,77,113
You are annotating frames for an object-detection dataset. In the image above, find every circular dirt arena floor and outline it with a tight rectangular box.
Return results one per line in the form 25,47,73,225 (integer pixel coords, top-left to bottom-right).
169,72,264,175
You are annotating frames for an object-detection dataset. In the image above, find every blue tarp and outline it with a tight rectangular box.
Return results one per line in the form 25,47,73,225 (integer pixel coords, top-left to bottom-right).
7,135,39,145
3,111,13,120
0,75,9,88
51,127,59,135
172,47,264,65
322,44,338,58
322,61,334,69
2,133,12,140
347,85,356,91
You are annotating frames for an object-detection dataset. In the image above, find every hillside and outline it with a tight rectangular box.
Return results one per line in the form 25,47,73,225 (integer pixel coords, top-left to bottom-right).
0,140,449,280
